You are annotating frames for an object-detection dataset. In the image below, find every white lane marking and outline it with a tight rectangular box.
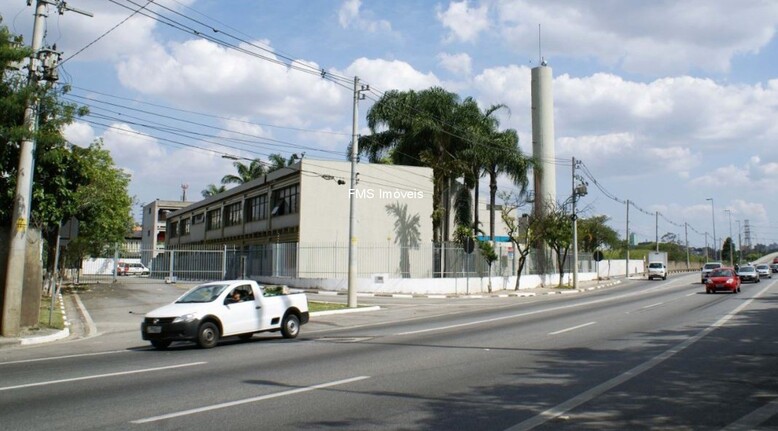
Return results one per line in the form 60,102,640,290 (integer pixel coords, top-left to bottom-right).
0,349,128,366
504,282,774,431
0,362,206,392
131,375,371,424
722,397,778,431
548,322,596,335
641,302,664,310
686,292,697,297
396,277,698,336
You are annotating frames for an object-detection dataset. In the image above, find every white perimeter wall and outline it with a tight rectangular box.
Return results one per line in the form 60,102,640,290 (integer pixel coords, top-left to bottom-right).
256,259,643,294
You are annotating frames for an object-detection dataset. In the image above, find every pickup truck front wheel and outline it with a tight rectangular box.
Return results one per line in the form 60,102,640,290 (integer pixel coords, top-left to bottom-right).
197,322,220,348
281,314,300,339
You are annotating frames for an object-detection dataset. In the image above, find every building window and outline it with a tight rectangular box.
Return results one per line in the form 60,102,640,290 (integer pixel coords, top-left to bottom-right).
193,213,205,224
225,202,243,227
207,208,222,230
246,194,268,222
169,221,178,238
181,218,191,235
271,184,299,216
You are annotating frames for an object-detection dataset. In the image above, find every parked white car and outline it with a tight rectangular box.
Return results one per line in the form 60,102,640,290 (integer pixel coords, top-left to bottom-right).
141,280,309,349
118,262,149,276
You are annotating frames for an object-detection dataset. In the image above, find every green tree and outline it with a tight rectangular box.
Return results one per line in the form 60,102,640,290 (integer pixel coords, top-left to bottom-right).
476,239,498,292
501,192,540,290
0,21,99,274
359,87,473,245
62,142,134,259
221,159,267,185
458,101,534,242
201,184,227,198
577,215,620,253
268,153,301,172
537,202,573,287
721,237,734,264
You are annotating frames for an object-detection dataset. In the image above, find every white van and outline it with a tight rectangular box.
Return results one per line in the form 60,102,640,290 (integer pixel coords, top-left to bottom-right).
118,262,150,276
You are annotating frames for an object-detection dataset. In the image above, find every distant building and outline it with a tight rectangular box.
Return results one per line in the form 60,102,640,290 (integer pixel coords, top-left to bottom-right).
141,199,192,265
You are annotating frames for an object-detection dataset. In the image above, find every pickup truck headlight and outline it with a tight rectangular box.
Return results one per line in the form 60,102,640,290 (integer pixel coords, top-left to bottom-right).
172,313,199,323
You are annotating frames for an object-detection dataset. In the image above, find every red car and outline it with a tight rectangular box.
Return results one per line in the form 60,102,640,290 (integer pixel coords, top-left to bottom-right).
705,267,741,294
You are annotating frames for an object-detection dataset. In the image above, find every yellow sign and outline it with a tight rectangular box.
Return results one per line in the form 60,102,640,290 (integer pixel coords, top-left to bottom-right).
16,217,27,232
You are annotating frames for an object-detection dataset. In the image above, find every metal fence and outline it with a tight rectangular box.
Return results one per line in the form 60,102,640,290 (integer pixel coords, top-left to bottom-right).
66,242,594,283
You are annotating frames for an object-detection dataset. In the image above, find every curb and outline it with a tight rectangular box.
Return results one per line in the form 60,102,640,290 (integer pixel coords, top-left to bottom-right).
19,292,71,346
311,306,382,317
302,279,622,300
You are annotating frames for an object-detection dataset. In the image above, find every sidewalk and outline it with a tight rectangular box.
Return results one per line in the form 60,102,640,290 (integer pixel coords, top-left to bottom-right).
0,292,75,349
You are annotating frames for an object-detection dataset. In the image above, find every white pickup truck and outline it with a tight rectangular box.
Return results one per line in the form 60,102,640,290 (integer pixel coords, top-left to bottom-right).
141,280,309,349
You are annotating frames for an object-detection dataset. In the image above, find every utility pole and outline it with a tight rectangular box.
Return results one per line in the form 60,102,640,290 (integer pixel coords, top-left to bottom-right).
684,222,690,269
571,158,578,289
704,232,709,261
347,76,368,308
625,200,630,279
655,211,659,252
2,0,91,337
706,198,717,261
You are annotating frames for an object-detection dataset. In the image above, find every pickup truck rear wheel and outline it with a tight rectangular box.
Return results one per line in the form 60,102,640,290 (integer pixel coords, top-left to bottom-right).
281,314,300,339
197,322,220,348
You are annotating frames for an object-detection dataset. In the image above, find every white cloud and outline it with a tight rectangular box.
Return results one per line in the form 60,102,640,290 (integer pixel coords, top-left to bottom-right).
62,122,96,147
437,1,490,43
494,0,778,76
115,38,348,126
338,0,392,33
340,57,440,91
437,52,472,76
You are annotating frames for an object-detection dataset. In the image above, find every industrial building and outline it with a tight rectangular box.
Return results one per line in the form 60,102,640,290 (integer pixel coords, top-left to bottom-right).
164,159,434,278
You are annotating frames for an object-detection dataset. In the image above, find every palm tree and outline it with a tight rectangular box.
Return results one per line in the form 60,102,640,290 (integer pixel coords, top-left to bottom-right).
359,87,472,245
483,129,533,241
221,159,267,186
459,101,534,241
201,184,226,198
267,153,301,173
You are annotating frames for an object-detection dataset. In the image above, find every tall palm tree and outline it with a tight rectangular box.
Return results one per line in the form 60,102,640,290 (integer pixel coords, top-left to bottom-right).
459,100,534,242
201,184,226,198
359,87,472,245
220,159,267,186
482,129,533,241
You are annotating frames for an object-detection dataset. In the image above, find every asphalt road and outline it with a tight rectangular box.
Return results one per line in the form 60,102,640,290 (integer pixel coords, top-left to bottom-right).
1,274,777,430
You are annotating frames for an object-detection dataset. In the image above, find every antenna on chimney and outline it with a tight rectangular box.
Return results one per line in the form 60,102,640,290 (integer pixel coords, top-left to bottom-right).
181,183,189,202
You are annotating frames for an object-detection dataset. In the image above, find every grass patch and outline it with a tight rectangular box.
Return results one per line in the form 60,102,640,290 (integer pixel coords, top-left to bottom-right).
38,296,65,330
309,301,350,313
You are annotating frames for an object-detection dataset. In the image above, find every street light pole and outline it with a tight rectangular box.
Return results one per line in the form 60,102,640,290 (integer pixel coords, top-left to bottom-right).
706,198,717,261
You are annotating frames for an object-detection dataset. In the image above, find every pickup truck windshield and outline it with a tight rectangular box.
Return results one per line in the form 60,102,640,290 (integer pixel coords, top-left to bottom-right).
177,284,229,303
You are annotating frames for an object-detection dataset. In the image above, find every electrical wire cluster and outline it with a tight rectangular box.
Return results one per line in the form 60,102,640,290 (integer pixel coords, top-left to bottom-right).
578,161,710,244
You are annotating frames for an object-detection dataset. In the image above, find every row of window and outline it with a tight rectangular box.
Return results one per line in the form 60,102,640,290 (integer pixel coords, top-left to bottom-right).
169,184,299,236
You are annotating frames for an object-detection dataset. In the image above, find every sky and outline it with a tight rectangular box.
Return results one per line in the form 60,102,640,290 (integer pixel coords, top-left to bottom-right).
2,0,778,250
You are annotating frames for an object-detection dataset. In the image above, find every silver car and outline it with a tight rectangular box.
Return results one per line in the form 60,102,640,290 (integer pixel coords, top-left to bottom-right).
756,264,772,279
